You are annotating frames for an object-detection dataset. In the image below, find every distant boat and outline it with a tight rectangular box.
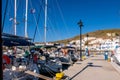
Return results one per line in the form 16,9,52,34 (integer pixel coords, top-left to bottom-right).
36,45,62,74
113,46,120,64
37,56,62,73
48,46,78,66
2,42,39,80
58,46,78,65
36,0,63,74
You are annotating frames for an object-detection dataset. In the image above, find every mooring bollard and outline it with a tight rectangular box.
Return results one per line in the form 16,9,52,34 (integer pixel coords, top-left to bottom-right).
107,57,111,62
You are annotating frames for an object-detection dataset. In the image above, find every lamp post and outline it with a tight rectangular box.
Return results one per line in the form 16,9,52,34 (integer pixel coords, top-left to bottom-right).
86,33,89,56
78,20,83,61
119,34,120,46
116,33,120,46
86,33,89,46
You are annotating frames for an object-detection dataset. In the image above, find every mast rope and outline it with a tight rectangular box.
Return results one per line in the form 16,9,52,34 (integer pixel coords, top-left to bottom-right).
33,0,44,42
2,0,9,33
45,65,56,76
47,16,61,41
49,0,62,41
8,0,13,34
55,0,70,38
29,0,41,41
42,0,63,42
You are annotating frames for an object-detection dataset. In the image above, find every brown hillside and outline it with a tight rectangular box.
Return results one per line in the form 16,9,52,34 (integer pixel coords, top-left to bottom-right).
52,29,120,44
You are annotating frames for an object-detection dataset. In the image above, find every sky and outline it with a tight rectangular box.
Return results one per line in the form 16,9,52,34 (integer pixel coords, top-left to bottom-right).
2,0,120,42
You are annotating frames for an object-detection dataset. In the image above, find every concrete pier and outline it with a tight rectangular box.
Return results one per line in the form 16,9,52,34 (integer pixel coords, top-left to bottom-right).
63,55,120,80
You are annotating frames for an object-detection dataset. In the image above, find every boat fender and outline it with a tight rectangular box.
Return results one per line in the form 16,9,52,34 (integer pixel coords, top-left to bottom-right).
55,72,64,80
3,55,11,64
12,66,16,71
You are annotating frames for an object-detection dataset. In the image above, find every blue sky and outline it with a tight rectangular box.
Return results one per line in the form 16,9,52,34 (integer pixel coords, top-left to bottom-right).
2,0,120,42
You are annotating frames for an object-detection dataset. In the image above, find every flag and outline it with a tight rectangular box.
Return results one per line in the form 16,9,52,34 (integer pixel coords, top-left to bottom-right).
31,8,35,14
9,18,13,21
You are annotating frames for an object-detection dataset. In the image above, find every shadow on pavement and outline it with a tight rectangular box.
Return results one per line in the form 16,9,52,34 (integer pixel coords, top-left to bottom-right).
69,62,102,80
76,62,82,64
91,59,105,61
62,65,71,71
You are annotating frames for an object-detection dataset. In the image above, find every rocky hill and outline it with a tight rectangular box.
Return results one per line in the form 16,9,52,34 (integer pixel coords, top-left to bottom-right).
52,29,120,44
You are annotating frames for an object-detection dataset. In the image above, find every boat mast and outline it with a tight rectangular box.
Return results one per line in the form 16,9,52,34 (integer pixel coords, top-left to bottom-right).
14,0,17,35
25,0,28,37
44,0,47,44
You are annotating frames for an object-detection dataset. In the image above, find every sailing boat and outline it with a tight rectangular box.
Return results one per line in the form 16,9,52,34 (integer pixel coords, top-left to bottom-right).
36,0,62,74
3,0,39,80
113,46,120,64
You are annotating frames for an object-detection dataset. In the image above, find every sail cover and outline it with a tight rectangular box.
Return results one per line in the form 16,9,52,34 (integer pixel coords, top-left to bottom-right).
2,33,34,46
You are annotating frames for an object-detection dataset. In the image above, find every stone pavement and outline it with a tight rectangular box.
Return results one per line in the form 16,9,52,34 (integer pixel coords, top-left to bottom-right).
63,55,120,80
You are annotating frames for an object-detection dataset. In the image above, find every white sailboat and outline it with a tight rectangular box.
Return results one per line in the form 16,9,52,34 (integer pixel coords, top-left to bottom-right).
3,0,39,80
113,46,120,64
36,0,62,74
3,0,62,79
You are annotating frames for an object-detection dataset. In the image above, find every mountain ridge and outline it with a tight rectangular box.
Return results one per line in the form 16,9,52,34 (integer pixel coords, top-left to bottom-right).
51,29,120,44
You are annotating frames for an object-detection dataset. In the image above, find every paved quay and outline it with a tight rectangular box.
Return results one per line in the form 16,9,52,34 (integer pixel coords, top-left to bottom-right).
63,55,120,80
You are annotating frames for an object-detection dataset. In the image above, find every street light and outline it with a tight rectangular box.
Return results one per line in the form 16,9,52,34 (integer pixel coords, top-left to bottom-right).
78,20,83,61
86,33,89,45
116,33,120,46
86,33,89,56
